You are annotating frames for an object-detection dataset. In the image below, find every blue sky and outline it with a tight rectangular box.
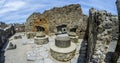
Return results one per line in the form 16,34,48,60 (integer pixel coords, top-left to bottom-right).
0,0,117,24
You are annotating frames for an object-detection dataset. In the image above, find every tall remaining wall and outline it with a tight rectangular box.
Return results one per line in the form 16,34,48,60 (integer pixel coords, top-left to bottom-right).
0,25,15,63
78,8,117,63
25,4,88,38
112,0,120,63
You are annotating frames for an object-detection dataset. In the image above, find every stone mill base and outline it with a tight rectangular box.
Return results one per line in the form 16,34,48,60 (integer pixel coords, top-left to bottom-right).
34,36,49,45
50,42,76,62
70,36,79,43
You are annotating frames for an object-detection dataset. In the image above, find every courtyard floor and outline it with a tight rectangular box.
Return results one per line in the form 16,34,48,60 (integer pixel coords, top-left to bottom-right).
5,32,83,63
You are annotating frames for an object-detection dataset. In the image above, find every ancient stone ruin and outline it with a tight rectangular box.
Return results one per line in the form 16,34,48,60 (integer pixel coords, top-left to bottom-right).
2,1,120,63
26,32,36,39
50,34,76,62
77,7,119,63
24,3,120,63
88,8,113,63
68,32,79,43
34,32,49,45
25,13,49,34
0,23,15,63
111,0,120,63
56,24,67,35
14,23,25,32
25,4,87,38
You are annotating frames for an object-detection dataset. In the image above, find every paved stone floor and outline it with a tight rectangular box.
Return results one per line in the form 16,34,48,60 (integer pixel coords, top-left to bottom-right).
5,32,83,63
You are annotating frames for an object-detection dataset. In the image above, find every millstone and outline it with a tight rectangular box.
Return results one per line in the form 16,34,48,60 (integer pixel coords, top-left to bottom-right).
55,36,70,48
50,42,76,62
36,32,45,38
68,32,78,43
34,32,49,45
68,32,77,37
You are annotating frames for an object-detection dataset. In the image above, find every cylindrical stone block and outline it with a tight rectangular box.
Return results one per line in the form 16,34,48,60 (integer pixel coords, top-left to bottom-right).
50,42,76,62
34,36,49,45
36,32,45,38
68,32,78,43
55,36,70,48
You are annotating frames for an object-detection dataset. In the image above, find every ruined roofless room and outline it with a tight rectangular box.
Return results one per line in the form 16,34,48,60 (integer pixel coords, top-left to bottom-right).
0,0,120,63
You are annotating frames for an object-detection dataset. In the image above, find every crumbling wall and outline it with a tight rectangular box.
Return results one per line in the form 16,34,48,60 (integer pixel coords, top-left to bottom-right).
0,25,15,63
0,22,7,29
25,13,41,32
25,12,49,34
32,18,49,34
14,23,25,32
86,8,98,63
112,0,120,62
25,4,87,38
81,8,115,63
43,4,88,37
111,15,119,41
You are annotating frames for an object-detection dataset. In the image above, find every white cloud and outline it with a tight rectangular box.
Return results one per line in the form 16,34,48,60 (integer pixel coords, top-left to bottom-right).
0,0,49,23
4,1,25,8
0,1,26,14
0,0,118,24
0,0,6,5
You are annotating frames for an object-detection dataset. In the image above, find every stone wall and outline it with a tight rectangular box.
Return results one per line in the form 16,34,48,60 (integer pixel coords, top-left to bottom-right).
112,0,120,62
14,23,25,32
0,29,5,47
0,25,15,63
32,18,49,34
111,15,119,41
25,4,88,38
0,22,7,29
77,8,117,63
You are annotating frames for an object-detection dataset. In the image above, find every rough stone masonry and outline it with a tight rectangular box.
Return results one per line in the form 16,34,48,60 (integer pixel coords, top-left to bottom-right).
77,8,118,63
25,4,88,38
112,0,120,63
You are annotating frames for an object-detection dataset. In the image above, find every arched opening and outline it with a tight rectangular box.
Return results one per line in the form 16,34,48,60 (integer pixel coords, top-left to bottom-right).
36,26,45,32
31,18,49,34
